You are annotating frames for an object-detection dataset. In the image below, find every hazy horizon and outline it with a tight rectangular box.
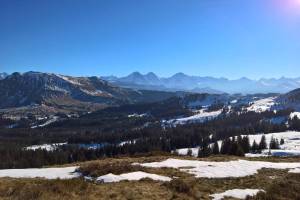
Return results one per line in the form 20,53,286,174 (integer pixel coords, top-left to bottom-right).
2,70,300,81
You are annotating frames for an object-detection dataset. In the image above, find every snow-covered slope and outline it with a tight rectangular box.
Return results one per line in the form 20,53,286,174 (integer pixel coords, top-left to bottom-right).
163,109,222,127
246,97,276,113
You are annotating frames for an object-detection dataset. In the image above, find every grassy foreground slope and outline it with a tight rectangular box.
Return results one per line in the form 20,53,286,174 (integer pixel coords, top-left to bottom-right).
0,154,300,200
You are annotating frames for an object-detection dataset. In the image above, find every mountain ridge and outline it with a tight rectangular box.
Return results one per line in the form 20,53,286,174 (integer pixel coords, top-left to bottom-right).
102,72,300,94
0,71,179,116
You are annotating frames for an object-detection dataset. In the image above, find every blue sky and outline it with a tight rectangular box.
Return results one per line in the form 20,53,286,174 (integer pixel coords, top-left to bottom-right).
0,0,300,79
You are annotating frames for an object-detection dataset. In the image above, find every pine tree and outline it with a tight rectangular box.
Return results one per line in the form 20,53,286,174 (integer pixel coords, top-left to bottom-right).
235,144,245,156
258,135,267,150
220,138,230,154
269,136,280,149
241,136,250,153
280,138,284,145
251,140,259,153
187,148,193,156
198,139,211,157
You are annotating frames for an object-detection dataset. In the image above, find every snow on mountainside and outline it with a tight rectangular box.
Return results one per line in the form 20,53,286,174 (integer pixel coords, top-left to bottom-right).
276,88,300,111
246,97,277,113
163,109,222,127
103,72,300,94
0,72,8,80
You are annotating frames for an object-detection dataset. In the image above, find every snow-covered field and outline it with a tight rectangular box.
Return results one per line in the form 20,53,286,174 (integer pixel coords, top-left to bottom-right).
243,131,300,157
210,189,264,200
96,171,171,183
25,143,67,151
176,131,300,157
246,97,276,113
163,109,222,127
137,158,300,178
0,166,79,179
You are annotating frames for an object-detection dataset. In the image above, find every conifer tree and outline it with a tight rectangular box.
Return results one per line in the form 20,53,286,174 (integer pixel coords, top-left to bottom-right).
259,135,267,150
251,140,259,153
198,139,211,157
187,148,193,156
241,136,250,153
269,136,280,149
235,144,245,156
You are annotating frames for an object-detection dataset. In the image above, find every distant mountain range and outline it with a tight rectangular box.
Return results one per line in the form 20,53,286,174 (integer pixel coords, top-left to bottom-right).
1,71,300,118
102,72,300,94
1,71,300,126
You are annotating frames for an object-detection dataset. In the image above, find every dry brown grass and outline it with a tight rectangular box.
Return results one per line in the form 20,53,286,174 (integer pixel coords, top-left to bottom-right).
1,154,300,200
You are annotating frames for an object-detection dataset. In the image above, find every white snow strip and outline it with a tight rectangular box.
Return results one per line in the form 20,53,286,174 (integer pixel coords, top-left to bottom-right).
289,168,300,173
80,89,106,96
0,167,79,179
24,143,67,151
245,153,270,158
165,109,222,126
137,158,300,178
31,116,59,128
56,74,83,86
128,113,147,118
210,189,264,200
96,171,171,183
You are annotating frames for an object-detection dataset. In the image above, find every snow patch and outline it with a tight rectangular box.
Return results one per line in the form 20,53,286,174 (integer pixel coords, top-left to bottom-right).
96,171,171,183
289,167,300,173
210,189,264,200
0,166,79,179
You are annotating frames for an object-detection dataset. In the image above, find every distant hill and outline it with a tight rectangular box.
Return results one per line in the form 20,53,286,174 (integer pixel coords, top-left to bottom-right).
0,72,179,115
102,72,300,94
276,88,300,111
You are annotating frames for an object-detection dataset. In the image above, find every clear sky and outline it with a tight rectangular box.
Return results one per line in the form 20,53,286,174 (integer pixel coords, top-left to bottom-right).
0,0,300,79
